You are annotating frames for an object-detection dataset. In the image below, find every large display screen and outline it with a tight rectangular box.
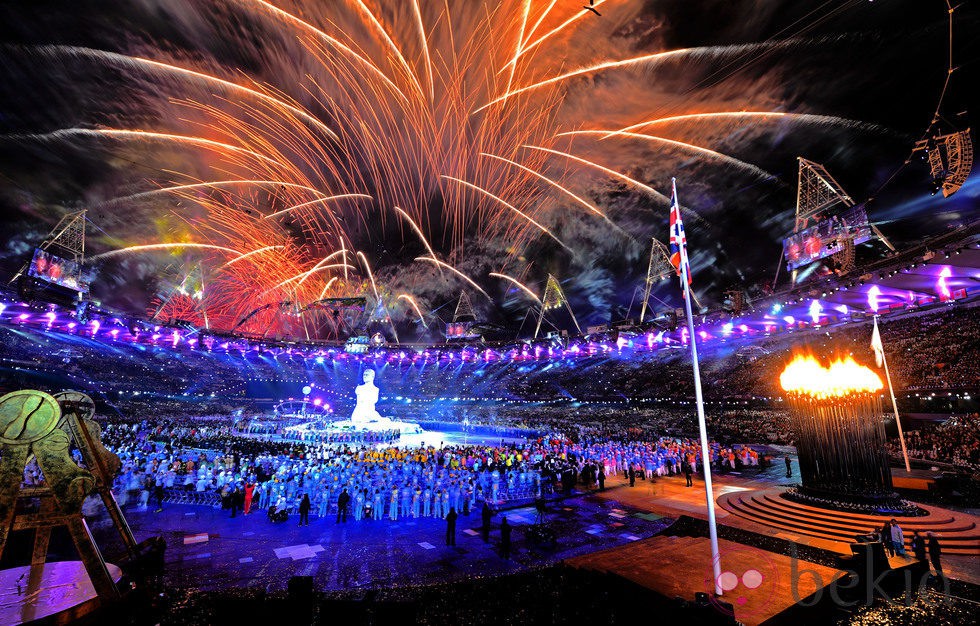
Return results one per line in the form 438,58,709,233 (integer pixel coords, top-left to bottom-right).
446,321,480,339
27,248,91,293
782,205,873,271
345,335,370,354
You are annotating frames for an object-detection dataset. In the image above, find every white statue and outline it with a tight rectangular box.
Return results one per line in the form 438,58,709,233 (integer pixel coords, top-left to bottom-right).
351,369,383,424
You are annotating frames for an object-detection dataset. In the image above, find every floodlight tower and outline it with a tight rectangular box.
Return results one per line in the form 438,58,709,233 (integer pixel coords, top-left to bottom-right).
790,159,854,285
10,209,88,284
534,274,581,339
452,290,477,323
794,158,854,233
639,238,674,323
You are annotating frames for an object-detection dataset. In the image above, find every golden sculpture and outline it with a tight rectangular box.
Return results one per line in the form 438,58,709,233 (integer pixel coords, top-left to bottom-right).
0,389,136,601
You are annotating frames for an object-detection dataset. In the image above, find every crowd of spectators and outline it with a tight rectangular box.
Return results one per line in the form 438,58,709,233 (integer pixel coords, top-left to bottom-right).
2,300,977,486
888,414,980,471
3,303,978,408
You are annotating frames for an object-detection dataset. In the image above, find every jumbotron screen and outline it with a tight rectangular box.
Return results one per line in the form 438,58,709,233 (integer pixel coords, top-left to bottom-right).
27,248,91,293
446,321,480,339
782,205,873,271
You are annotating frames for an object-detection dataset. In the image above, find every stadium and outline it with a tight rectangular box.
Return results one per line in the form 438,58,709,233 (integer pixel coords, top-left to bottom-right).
0,1,978,625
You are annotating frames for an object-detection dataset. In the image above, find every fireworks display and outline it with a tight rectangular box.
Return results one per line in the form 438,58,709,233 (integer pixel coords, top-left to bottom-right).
0,1,975,339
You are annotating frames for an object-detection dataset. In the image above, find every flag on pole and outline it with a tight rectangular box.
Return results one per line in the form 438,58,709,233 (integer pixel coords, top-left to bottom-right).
871,317,885,368
668,179,692,285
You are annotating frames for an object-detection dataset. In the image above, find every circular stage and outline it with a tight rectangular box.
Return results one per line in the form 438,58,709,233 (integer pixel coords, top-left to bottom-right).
718,488,980,556
0,561,123,625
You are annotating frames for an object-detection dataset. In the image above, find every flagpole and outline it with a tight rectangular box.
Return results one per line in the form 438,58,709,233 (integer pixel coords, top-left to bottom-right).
875,315,911,472
673,179,723,596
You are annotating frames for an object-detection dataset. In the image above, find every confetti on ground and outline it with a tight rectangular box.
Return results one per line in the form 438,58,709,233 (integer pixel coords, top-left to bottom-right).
274,544,323,560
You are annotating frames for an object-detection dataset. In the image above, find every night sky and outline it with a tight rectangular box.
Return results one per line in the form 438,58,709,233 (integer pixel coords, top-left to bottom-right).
0,0,977,339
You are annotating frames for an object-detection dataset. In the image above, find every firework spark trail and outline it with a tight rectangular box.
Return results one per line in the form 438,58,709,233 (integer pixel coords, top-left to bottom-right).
171,97,355,247
350,0,427,99
264,194,373,219
356,251,381,300
20,128,289,170
414,256,492,300
27,45,339,140
397,293,428,326
489,271,542,304
269,263,355,291
101,180,329,206
89,243,245,260
318,276,339,300
479,39,812,113
606,111,884,139
296,251,351,286
479,151,625,232
441,175,570,251
394,206,439,260
246,0,412,104
556,130,777,180
411,0,435,101
499,0,610,75
521,144,671,205
220,245,285,268
502,0,533,99
519,0,558,50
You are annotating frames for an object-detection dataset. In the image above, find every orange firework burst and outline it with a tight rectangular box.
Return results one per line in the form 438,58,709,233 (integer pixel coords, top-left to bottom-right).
11,1,881,337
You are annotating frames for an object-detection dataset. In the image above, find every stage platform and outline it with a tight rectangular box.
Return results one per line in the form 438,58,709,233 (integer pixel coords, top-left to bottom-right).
0,561,123,625
592,468,980,585
717,488,980,556
567,535,845,626
890,467,940,491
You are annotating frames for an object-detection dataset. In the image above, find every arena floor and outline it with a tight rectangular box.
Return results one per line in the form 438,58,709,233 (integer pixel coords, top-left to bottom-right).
93,490,672,593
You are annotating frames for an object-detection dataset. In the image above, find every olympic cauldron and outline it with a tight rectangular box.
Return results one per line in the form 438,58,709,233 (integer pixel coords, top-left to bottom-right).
779,355,910,512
